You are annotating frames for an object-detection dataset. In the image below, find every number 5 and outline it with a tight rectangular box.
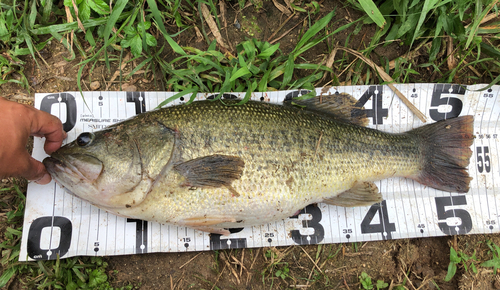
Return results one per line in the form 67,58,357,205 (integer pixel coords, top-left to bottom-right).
429,84,465,121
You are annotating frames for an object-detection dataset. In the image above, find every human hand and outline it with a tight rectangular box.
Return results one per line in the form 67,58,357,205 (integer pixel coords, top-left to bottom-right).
0,97,66,184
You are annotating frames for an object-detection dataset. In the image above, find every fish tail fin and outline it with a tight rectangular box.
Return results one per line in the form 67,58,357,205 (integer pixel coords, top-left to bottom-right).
409,116,474,193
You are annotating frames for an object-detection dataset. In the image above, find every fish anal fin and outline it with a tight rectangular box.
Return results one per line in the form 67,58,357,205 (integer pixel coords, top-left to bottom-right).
182,216,237,227
182,216,235,235
174,154,244,189
323,181,382,207
193,226,231,236
286,93,369,126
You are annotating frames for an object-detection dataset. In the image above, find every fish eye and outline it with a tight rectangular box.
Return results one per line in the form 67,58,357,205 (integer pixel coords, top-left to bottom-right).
76,132,94,147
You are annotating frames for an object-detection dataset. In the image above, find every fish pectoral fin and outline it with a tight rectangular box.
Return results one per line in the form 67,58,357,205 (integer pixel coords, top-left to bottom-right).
323,181,382,207
285,93,369,126
174,154,244,188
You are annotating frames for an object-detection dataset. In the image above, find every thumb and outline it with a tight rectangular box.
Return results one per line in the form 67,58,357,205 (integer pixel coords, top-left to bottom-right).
20,155,52,185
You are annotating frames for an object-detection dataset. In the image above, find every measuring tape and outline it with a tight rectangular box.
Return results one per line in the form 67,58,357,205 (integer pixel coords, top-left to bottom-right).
20,84,500,261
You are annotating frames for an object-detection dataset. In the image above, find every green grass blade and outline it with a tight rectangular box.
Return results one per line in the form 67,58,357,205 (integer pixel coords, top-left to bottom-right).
0,267,16,287
147,0,186,55
229,67,251,82
29,0,36,29
466,0,498,49
411,0,441,47
356,0,386,28
281,55,294,89
157,87,198,108
293,10,335,55
31,12,132,34
103,0,127,45
257,43,280,59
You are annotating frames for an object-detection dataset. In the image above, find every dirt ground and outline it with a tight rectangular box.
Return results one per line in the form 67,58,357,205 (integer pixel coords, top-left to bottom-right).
1,1,500,289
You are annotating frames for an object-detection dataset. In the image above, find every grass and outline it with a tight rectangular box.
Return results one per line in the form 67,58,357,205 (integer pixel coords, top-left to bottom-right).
0,0,499,288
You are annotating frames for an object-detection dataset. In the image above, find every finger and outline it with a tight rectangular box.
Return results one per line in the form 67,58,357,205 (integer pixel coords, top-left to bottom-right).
29,108,66,154
18,153,51,183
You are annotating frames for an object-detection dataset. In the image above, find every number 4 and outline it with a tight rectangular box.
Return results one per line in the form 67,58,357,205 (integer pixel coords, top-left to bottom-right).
360,200,396,240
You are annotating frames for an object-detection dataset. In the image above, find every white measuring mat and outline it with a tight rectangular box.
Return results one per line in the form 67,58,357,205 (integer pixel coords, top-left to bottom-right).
19,84,500,261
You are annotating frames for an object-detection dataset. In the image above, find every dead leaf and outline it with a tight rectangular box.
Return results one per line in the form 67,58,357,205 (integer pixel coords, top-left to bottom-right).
201,3,230,51
272,0,291,15
447,35,457,71
70,0,86,33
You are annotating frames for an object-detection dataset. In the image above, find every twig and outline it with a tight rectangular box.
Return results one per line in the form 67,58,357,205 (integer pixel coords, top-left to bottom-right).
267,12,295,42
401,266,417,290
270,16,308,45
247,248,261,285
388,41,431,70
315,131,323,156
231,255,248,272
226,258,241,284
462,60,482,77
240,249,245,277
105,53,131,90
211,264,227,290
300,246,325,276
342,275,351,290
344,251,373,257
337,46,427,123
179,252,203,269
250,248,260,270
306,247,322,287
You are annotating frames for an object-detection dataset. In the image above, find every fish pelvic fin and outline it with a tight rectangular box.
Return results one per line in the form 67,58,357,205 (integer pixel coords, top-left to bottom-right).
182,216,235,235
323,181,382,207
285,93,369,127
174,154,245,189
410,115,474,193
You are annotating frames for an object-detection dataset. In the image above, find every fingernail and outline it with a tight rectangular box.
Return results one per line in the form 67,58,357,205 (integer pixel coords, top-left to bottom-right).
34,173,52,185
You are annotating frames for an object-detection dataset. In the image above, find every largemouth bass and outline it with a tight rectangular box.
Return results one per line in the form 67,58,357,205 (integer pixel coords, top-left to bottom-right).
43,95,474,235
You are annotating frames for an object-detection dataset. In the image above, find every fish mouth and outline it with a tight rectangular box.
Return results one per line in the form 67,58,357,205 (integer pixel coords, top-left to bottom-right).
43,153,104,184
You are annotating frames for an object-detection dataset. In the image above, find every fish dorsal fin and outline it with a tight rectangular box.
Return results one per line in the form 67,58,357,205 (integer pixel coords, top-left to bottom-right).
323,181,382,207
286,93,368,126
174,154,245,189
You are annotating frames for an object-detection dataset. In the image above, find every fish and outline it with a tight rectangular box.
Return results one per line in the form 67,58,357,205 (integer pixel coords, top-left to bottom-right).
43,94,474,235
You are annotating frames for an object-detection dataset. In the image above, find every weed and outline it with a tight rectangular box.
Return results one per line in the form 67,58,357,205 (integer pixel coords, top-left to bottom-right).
274,262,290,280
444,246,478,282
121,21,158,57
480,240,500,274
359,271,388,289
